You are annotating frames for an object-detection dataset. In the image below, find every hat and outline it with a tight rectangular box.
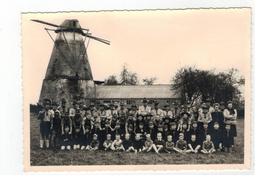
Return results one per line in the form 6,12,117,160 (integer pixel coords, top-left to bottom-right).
181,112,190,117
142,98,148,103
43,98,51,105
201,103,208,109
164,103,170,107
227,100,233,104
213,103,220,107
170,121,176,126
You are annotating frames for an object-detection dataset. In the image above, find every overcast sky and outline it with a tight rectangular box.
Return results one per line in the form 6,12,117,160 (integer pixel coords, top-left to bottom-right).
22,8,251,103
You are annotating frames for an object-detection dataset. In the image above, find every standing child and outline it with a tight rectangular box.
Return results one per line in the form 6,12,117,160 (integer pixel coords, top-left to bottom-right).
89,134,100,151
154,132,165,153
38,99,54,149
143,134,157,153
187,134,201,153
222,124,234,153
210,122,223,151
169,122,178,143
146,121,157,141
103,134,113,151
123,133,135,152
201,134,215,154
60,126,72,150
111,134,124,151
175,133,188,154
80,125,92,150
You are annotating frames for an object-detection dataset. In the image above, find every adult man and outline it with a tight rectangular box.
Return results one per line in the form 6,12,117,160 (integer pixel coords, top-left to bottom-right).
223,101,237,146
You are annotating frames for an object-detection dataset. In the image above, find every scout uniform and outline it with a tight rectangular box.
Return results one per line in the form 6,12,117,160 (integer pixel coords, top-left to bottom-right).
38,99,54,149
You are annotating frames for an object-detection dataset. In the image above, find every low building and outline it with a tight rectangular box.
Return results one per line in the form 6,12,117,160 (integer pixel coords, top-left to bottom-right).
94,84,180,107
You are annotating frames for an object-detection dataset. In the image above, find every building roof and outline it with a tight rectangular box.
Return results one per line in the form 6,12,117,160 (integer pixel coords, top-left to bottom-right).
95,84,178,99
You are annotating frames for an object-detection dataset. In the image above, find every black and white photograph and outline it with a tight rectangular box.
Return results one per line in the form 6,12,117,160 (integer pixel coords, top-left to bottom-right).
22,8,251,171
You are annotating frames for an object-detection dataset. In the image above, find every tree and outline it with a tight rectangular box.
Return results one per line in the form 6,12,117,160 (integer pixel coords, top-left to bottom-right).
143,77,157,85
120,64,139,85
104,75,119,85
171,66,244,106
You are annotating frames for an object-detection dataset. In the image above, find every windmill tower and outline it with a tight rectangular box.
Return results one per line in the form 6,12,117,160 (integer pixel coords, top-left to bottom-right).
32,19,110,105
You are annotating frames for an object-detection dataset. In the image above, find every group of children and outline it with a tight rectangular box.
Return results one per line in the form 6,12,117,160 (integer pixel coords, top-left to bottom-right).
37,98,238,154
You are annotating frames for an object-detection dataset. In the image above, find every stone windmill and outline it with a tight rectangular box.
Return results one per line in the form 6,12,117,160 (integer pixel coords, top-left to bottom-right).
32,19,110,106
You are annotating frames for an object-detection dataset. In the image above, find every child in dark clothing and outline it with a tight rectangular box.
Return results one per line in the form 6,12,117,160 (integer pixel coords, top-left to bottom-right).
154,132,165,153
187,134,201,153
61,126,72,150
222,124,234,153
210,122,223,151
123,133,135,152
81,125,92,150
133,133,144,153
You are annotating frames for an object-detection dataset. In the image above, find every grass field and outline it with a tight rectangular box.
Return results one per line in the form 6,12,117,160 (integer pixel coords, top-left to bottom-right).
30,113,244,166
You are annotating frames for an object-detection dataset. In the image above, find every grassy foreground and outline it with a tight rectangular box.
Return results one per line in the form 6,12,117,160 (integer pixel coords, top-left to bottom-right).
30,113,244,166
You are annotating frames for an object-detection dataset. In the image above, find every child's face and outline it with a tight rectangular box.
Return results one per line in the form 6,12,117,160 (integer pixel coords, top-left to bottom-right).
191,135,196,142
167,135,173,142
158,127,163,132
65,127,70,133
182,124,187,129
125,134,130,140
139,124,144,129
149,123,154,129
107,134,111,140
192,123,198,128
227,103,233,109
146,135,151,141
93,135,98,140
203,123,208,129
170,124,177,130
135,134,141,141
179,134,184,140
225,125,231,130
157,133,162,140
214,123,220,130
214,105,219,111
183,114,188,119
206,135,211,141
115,135,120,140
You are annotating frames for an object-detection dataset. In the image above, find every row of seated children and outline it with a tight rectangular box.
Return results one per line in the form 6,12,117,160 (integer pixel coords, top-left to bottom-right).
60,123,234,153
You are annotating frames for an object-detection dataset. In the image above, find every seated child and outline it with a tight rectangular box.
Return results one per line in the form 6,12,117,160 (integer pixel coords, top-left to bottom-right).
123,133,135,152
111,134,124,151
201,134,215,154
154,132,165,153
89,134,100,151
60,126,72,150
175,133,188,153
187,134,201,153
165,135,175,153
133,133,144,153
143,134,157,152
103,134,113,151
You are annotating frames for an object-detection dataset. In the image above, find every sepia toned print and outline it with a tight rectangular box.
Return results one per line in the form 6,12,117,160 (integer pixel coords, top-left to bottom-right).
23,8,251,171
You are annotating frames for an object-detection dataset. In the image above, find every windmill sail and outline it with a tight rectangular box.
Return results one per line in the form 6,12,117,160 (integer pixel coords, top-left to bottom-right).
38,19,97,105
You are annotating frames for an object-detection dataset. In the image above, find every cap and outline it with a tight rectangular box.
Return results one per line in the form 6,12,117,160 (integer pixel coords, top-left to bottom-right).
142,98,148,103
